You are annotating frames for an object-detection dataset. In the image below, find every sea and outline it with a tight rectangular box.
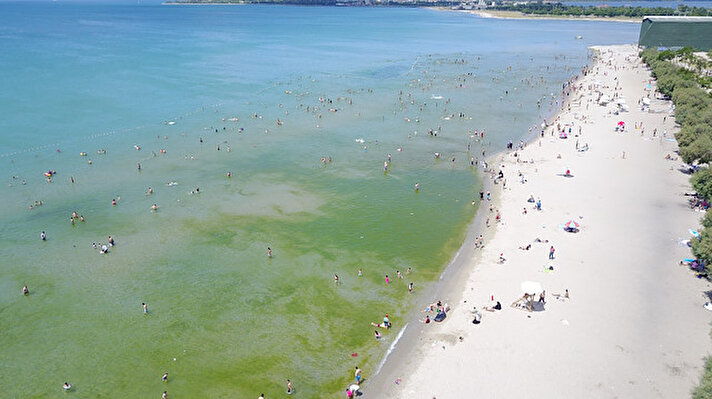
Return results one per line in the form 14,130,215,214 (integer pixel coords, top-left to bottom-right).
0,2,639,397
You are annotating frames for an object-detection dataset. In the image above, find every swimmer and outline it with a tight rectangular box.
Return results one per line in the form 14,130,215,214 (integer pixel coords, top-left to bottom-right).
22,285,29,296
147,187,153,195
41,231,46,241
100,244,109,254
227,172,231,178
355,366,362,384
80,215,85,222
162,391,167,399
63,382,72,391
406,267,412,275
112,198,117,206
162,372,168,382
334,274,339,284
108,236,115,246
396,270,403,279
357,268,363,277
151,204,159,212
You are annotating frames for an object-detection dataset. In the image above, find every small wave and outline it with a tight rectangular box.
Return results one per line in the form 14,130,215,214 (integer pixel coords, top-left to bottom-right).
375,323,407,375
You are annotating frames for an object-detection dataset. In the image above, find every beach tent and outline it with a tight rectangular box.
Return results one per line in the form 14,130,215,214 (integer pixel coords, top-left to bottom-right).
564,220,580,232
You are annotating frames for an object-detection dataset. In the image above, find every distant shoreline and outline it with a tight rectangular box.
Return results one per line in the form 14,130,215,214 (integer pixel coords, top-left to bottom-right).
436,7,641,23
161,2,644,23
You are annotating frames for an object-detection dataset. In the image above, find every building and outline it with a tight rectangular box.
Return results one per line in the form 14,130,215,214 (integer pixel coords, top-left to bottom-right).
638,16,712,51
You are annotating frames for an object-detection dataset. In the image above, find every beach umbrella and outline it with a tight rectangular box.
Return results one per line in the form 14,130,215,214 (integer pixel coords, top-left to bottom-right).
617,121,625,126
521,281,543,295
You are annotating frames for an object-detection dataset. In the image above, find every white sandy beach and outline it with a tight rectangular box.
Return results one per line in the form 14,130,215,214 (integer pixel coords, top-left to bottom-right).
436,8,640,23
367,44,712,398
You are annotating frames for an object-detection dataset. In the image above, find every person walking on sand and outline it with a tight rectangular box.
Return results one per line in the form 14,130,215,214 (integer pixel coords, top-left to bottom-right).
549,246,555,260
355,366,362,384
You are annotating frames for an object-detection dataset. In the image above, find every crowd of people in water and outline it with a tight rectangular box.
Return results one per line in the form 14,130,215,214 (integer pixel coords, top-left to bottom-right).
9,52,581,397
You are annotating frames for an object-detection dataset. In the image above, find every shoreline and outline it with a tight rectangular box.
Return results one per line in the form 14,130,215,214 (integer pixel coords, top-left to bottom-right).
434,7,641,23
363,49,582,395
366,43,712,398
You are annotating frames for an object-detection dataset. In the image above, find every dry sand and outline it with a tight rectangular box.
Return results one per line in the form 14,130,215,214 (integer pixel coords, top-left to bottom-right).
367,44,712,398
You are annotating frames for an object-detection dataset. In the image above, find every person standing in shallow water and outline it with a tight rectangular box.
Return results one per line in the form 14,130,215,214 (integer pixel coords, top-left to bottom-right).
267,247,272,258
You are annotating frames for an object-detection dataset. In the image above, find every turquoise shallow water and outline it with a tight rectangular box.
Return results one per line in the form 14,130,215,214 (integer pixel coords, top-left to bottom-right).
0,3,638,397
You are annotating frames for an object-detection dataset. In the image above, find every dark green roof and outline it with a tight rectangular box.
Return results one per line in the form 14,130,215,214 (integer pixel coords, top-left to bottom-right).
639,16,712,50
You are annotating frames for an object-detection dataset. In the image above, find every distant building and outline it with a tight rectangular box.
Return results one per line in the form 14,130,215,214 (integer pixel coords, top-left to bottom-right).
638,16,712,51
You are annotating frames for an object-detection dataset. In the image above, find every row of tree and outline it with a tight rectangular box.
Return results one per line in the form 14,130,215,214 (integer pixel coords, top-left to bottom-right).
640,48,712,270
495,3,712,18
